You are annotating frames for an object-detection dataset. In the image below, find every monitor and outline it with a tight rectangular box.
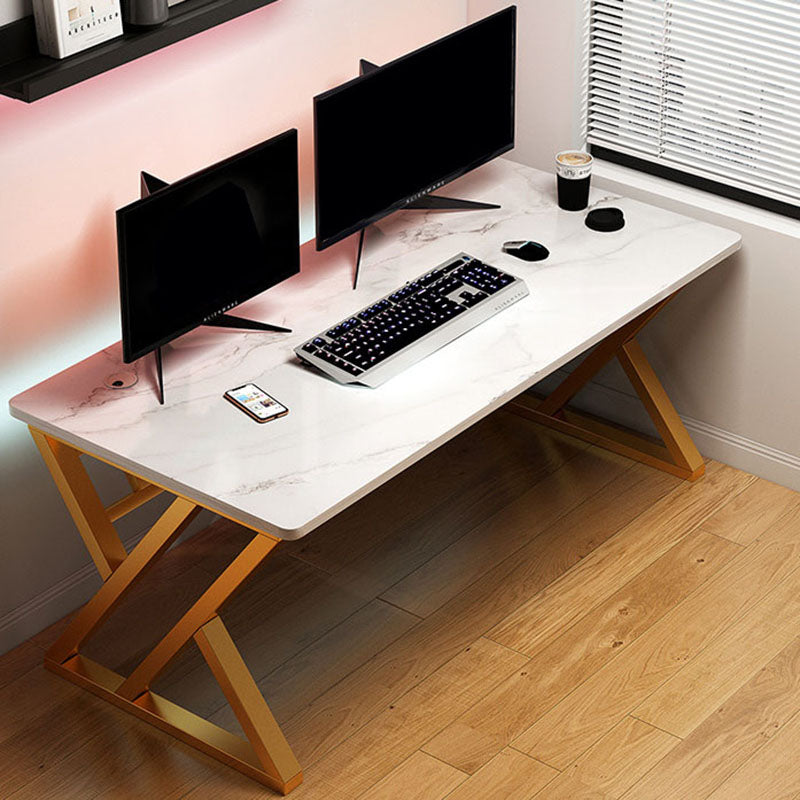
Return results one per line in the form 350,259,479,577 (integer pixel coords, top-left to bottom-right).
117,128,300,364
313,7,516,251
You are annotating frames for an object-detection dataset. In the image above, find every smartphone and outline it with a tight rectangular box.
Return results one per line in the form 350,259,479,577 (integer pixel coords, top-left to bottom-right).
224,384,289,423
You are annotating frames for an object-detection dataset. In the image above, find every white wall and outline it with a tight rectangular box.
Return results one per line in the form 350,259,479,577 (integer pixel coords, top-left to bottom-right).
469,0,585,170
0,1,31,26
469,0,800,488
0,0,467,655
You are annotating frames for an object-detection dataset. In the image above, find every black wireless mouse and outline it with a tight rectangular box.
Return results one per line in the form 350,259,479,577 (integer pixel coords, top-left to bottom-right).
502,240,550,262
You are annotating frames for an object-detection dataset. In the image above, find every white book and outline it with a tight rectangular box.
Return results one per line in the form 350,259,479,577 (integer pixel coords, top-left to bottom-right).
31,0,123,59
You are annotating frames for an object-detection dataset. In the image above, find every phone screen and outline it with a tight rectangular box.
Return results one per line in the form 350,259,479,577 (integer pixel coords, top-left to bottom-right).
226,384,288,420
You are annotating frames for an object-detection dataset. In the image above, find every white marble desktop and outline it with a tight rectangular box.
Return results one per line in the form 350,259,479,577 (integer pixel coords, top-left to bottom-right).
9,159,741,539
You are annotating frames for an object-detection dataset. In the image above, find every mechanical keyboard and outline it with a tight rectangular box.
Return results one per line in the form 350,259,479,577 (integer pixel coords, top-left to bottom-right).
295,253,529,387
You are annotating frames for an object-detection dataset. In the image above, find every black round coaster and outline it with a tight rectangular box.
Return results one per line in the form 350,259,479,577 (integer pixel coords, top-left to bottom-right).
586,207,625,232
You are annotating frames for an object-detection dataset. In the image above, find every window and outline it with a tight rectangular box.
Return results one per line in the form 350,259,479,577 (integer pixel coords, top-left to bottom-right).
585,0,800,219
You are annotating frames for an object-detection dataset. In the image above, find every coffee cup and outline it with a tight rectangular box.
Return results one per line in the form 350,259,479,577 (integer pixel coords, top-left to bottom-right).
555,151,593,211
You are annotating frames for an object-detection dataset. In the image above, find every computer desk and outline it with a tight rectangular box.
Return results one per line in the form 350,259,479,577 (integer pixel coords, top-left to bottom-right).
8,158,741,795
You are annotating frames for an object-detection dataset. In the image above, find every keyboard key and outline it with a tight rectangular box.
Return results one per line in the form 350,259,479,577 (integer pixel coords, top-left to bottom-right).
339,361,363,375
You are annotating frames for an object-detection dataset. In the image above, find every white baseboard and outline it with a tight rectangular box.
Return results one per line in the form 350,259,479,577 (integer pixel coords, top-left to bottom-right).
0,512,213,657
681,416,800,492
535,370,800,493
0,528,145,655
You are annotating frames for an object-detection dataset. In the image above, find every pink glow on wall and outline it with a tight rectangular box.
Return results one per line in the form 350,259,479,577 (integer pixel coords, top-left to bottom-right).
0,0,467,652
0,0,466,370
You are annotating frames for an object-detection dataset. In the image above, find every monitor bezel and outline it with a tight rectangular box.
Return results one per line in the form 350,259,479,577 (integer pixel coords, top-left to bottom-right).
117,128,300,364
313,6,516,252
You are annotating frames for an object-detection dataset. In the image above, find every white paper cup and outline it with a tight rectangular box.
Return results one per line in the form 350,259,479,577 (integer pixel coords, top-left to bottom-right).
555,151,593,210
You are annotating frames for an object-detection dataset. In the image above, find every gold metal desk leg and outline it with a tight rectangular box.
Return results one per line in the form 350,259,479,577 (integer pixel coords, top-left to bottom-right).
31,429,303,795
30,428,128,578
196,615,303,791
507,291,705,481
116,534,276,701
47,495,201,664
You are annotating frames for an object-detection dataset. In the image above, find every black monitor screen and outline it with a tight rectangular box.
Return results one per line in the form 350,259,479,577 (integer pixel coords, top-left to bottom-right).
314,7,515,250
117,129,299,363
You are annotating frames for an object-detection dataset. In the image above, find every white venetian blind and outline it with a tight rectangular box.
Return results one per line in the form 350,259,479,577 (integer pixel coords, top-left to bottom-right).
585,0,800,210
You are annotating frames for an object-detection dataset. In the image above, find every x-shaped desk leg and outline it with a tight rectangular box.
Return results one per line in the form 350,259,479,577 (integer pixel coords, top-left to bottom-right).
508,292,705,481
29,428,303,795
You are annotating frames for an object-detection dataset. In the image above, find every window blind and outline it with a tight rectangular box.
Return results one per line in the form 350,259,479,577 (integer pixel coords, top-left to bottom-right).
585,0,800,215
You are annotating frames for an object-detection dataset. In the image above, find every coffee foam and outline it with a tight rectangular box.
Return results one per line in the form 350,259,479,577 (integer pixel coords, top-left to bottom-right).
557,152,592,166
555,150,593,181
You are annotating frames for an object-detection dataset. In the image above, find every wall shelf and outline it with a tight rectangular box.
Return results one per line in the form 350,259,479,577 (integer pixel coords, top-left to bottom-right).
0,0,279,103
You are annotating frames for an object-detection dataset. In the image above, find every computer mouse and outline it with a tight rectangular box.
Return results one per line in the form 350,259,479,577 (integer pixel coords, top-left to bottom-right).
502,240,550,262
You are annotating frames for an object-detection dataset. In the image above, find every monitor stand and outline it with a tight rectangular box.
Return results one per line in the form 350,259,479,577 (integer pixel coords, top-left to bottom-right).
203,314,291,334
351,59,501,289
404,195,500,211
351,192,501,290
351,191,502,290
152,309,291,405
152,315,292,406
141,172,292,405
155,346,165,406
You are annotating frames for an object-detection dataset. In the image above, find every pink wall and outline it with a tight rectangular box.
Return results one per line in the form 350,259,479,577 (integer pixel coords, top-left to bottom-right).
0,1,465,361
0,0,467,652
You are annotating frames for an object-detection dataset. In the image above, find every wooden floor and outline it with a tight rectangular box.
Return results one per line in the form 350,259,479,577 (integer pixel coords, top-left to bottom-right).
4,408,800,799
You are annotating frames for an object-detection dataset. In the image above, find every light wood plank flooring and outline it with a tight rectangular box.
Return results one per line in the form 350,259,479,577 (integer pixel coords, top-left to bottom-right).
3,408,800,799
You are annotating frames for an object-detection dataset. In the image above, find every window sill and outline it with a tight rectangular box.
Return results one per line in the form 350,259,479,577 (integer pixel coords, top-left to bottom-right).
593,160,800,239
